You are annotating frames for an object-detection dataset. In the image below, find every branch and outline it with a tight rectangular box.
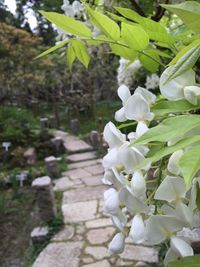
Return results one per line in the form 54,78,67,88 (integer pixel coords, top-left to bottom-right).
151,0,169,22
129,0,146,17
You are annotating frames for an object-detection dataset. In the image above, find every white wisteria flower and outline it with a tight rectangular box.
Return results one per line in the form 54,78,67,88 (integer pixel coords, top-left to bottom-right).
160,66,200,104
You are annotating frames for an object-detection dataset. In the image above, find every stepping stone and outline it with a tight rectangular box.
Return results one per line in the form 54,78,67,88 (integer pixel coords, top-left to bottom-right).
64,135,93,154
84,164,104,175
53,177,74,191
68,159,100,170
82,260,111,267
86,218,113,229
82,175,103,186
62,185,108,204
32,242,83,267
62,200,97,223
86,227,115,245
66,151,97,163
85,246,109,260
62,169,90,180
121,244,159,263
51,225,74,242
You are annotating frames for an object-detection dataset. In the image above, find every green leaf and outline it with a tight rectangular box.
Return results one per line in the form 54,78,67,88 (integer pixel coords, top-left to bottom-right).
179,145,200,186
85,5,120,40
114,6,175,43
35,39,69,59
137,135,200,169
196,182,200,210
109,43,138,61
164,44,200,82
67,45,76,70
161,2,200,33
152,97,200,117
169,39,200,66
121,22,149,51
134,115,200,145
39,11,92,37
71,40,90,68
139,50,160,72
166,254,200,267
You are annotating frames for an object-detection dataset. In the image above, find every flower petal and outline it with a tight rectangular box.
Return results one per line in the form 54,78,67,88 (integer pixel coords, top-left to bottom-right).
184,85,200,105
145,215,185,245
154,176,187,203
160,67,195,101
119,187,148,214
117,84,131,104
115,107,127,122
108,232,125,255
171,236,193,257
124,93,154,122
103,122,125,149
130,214,146,244
167,150,183,176
131,171,146,200
135,86,156,104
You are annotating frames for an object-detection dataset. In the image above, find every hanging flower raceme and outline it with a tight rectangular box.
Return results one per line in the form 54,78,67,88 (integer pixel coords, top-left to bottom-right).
102,63,200,265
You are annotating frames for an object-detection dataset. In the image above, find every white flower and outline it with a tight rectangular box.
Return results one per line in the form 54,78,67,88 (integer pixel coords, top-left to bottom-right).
104,188,119,214
130,214,146,244
103,122,126,149
167,150,184,176
117,58,141,87
135,86,156,105
108,232,126,255
131,171,146,200
118,143,146,174
115,84,131,122
154,176,187,203
119,187,148,214
183,85,200,105
164,236,193,265
159,66,196,102
145,74,160,90
145,215,185,245
124,93,154,122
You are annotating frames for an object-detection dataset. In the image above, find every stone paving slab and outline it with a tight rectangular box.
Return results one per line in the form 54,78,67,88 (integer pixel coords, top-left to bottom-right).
121,244,159,263
67,151,97,163
62,168,90,180
32,242,83,267
68,159,101,170
82,259,111,267
62,185,108,204
84,164,104,175
81,175,103,186
85,218,113,229
64,135,93,154
87,227,115,245
53,177,74,191
62,200,98,223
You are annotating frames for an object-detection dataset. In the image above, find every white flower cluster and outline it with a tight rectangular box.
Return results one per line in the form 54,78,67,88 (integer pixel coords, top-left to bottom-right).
117,58,141,87
102,73,200,264
145,73,160,90
61,0,84,18
56,0,86,42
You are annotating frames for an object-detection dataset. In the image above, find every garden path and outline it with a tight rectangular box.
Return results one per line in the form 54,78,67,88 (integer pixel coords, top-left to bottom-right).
32,131,158,267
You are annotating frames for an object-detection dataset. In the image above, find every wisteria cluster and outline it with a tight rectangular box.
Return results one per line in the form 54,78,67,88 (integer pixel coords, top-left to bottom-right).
117,58,141,88
102,67,200,265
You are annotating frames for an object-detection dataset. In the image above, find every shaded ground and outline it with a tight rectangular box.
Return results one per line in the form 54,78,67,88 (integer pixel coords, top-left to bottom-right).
0,186,38,267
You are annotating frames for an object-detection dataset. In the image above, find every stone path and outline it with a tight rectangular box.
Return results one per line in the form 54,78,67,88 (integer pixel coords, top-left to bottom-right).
32,131,158,267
